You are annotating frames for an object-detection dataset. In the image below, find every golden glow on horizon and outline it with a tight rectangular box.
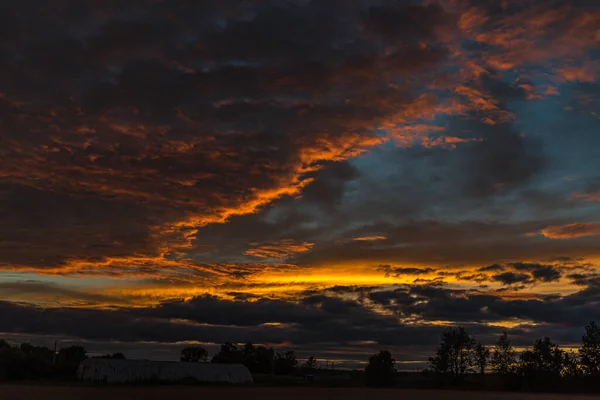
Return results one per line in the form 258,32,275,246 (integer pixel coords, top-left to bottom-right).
4,259,588,310
4,256,596,307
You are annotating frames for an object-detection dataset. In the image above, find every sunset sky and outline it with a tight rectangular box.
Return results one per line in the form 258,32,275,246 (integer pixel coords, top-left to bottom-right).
1,0,600,369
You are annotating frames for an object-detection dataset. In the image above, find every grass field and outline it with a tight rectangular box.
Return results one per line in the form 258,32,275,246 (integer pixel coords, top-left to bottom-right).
2,386,599,400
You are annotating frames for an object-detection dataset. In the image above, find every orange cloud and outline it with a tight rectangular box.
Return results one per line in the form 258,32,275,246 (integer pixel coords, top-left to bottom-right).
388,123,481,150
518,83,544,101
388,124,445,147
540,223,600,240
556,62,600,83
244,240,314,260
572,192,600,202
421,136,482,150
457,7,489,33
353,236,387,242
454,85,514,124
447,0,600,93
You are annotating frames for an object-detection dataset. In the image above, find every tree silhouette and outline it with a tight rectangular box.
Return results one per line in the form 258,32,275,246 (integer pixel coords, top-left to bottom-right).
580,321,600,376
0,343,24,380
562,352,581,377
51,345,87,381
273,351,297,375
211,342,275,372
242,343,274,373
241,342,257,366
17,343,55,379
365,350,395,387
428,327,477,383
475,342,489,375
211,342,243,364
19,343,35,356
57,346,86,364
180,346,208,362
301,356,318,372
222,342,239,359
490,331,517,375
518,336,565,387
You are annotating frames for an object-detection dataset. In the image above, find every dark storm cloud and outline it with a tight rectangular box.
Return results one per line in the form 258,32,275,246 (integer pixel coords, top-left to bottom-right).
478,264,506,272
0,300,284,345
0,183,159,268
302,285,380,298
471,263,564,286
455,113,546,199
454,271,488,283
0,0,597,278
568,273,600,287
377,265,435,277
492,272,533,285
2,277,600,350
0,297,447,347
135,294,376,327
291,219,600,268
367,282,600,329
531,267,562,283
325,285,381,294
510,263,562,283
368,285,494,322
0,0,457,271
361,1,450,43
466,133,545,198
300,161,361,210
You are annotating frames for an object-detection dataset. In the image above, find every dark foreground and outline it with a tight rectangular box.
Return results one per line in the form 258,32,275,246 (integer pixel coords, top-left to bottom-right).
2,386,600,400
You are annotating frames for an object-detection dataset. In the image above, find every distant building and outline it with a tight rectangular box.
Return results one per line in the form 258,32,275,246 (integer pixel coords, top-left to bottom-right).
77,358,253,384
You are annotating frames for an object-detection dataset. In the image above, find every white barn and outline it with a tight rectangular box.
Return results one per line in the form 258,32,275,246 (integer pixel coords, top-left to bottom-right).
77,358,253,384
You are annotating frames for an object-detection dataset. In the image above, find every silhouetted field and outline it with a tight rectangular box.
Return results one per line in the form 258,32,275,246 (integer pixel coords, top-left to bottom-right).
2,386,599,400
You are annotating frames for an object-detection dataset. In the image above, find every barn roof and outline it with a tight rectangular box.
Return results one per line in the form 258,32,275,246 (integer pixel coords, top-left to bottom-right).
77,358,253,384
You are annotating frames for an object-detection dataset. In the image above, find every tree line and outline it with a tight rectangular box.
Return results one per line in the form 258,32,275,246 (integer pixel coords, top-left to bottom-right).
365,321,600,392
4,321,600,392
180,342,318,375
0,338,318,381
0,340,93,381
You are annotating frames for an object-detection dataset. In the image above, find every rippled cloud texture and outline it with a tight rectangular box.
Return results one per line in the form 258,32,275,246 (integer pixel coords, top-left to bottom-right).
1,0,600,368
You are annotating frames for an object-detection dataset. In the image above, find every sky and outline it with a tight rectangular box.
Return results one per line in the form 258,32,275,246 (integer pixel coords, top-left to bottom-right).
0,0,600,370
